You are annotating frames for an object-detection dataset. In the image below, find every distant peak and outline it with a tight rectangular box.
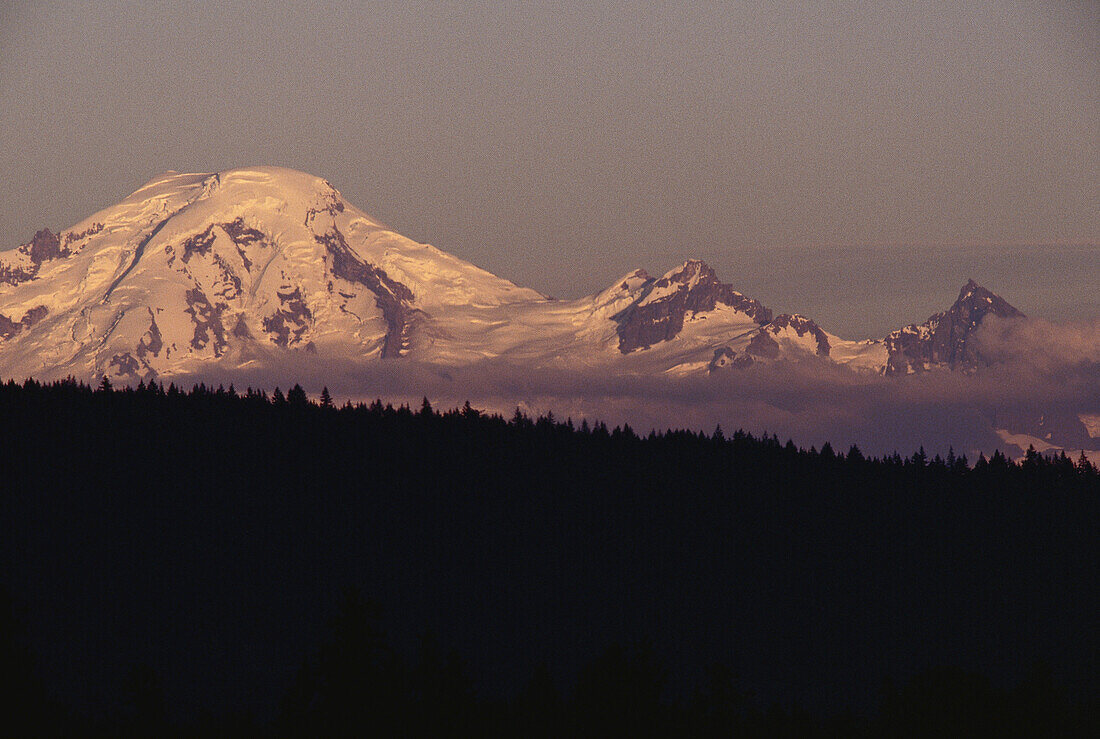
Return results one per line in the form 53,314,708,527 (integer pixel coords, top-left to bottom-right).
950,279,1022,319
657,259,714,286
128,166,339,200
959,278,987,298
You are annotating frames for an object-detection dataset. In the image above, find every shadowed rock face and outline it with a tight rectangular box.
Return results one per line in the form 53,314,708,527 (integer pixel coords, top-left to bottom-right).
614,260,772,353
180,227,218,263
0,305,48,341
708,346,737,371
179,218,269,270
220,218,267,248
108,352,141,377
184,288,228,357
27,229,63,263
0,229,72,286
707,345,756,371
262,287,313,348
708,314,830,372
304,183,346,228
746,330,781,359
108,311,163,380
316,226,418,358
885,279,1024,375
135,312,163,361
222,218,268,272
232,314,252,340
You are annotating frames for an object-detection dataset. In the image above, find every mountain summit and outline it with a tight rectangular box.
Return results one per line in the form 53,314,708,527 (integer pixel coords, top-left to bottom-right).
0,167,1024,383
884,278,1025,375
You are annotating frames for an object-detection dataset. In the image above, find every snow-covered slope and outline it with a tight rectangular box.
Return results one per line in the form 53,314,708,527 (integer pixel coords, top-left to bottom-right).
0,167,545,381
0,167,1026,384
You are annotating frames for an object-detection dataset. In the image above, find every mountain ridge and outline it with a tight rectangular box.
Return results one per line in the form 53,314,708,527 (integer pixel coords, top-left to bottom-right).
0,167,1028,384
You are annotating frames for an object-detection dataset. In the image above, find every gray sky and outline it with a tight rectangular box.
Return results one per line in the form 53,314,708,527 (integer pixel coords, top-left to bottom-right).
1,0,1096,336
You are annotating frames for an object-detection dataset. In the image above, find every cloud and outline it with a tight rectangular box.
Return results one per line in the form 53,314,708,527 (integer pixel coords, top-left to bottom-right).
173,320,1100,460
971,315,1100,372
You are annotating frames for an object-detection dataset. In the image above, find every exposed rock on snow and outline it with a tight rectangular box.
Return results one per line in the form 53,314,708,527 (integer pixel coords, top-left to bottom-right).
884,279,1024,376
0,167,1031,385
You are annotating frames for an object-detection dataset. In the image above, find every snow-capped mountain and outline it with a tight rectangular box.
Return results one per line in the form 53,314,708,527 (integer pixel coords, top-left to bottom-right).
0,167,1030,384
883,279,1025,376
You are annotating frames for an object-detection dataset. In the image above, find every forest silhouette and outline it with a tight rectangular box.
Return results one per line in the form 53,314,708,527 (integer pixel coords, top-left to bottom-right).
1,377,1097,735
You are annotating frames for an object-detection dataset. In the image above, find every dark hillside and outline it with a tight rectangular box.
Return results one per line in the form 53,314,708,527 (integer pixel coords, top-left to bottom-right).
1,378,1097,734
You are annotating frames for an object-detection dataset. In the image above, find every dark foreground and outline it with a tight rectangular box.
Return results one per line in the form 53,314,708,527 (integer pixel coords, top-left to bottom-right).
1,379,1098,735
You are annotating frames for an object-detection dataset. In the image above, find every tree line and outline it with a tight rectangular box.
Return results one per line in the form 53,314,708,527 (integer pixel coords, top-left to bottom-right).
0,377,1097,735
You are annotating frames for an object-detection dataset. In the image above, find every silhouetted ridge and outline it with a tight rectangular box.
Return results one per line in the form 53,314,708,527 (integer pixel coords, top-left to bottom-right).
0,378,1096,733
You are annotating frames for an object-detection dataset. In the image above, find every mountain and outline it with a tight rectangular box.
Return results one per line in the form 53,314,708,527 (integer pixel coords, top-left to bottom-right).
883,279,1025,376
0,167,1027,384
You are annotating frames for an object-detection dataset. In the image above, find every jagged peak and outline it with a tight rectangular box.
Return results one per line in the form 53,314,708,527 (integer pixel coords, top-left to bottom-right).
771,312,816,323
950,279,1023,319
656,258,714,286
768,313,822,330
957,278,990,301
762,313,831,355
882,279,1026,375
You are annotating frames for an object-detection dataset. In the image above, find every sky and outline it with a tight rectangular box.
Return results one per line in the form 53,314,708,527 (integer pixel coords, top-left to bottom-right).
1,0,1096,337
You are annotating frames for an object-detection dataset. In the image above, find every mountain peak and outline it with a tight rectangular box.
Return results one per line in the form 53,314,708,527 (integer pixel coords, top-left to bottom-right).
951,279,1023,320
0,166,548,378
0,166,1050,385
884,280,1024,375
613,260,771,353
657,259,713,286
958,278,988,301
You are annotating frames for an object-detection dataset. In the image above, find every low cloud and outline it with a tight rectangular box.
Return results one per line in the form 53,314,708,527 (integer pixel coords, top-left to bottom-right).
972,315,1100,372
175,318,1100,460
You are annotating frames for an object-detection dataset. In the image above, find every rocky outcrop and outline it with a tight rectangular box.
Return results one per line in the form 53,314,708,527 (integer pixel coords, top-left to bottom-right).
135,312,163,361
0,305,48,341
884,280,1023,375
0,229,72,286
221,218,268,272
178,218,269,269
62,222,104,247
761,314,831,356
108,352,141,377
304,182,346,228
180,226,218,263
317,226,419,358
707,346,755,371
262,287,313,348
707,314,830,372
184,287,228,357
614,260,772,353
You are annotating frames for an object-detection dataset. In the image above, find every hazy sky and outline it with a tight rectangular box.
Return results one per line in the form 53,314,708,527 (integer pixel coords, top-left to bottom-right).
1,1,1096,336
